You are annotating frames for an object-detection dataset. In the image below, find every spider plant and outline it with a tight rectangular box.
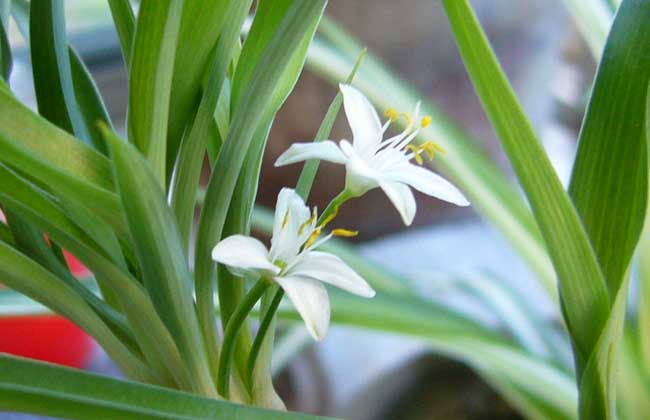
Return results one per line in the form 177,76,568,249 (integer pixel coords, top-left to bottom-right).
0,0,648,419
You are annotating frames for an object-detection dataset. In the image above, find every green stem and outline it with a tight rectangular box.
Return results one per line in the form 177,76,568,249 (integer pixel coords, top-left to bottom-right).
246,287,284,390
318,189,354,226
217,278,270,398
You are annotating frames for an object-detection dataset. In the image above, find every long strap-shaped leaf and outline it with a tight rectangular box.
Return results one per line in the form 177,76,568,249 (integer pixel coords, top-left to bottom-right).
569,1,650,417
128,0,183,185
569,0,650,297
0,241,155,383
0,89,113,190
0,128,129,245
29,0,91,144
194,0,327,391
105,128,216,397
69,47,113,155
108,0,135,70
0,354,333,420
0,3,10,82
0,163,189,389
441,0,610,369
171,0,253,253
166,0,231,182
171,0,256,392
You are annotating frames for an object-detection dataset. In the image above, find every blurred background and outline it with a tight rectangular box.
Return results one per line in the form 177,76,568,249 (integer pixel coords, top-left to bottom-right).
2,0,598,418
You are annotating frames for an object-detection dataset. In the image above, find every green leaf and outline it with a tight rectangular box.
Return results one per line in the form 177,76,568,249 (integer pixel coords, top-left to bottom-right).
104,127,216,397
0,0,10,30
569,0,650,297
128,0,184,185
166,0,231,181
0,241,155,383
0,354,333,420
69,46,113,155
0,5,11,82
194,2,326,402
4,209,133,344
278,290,578,420
171,0,254,252
0,88,113,190
29,0,91,143
570,2,650,416
641,84,650,377
441,0,610,369
0,163,187,390
108,0,135,69
231,0,320,116
0,127,130,244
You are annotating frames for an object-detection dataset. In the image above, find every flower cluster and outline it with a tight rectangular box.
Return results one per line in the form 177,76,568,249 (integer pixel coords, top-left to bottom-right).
212,84,469,341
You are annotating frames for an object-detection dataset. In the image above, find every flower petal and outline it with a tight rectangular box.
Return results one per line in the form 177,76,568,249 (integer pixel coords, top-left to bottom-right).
275,275,330,341
340,140,381,195
270,188,311,263
380,181,417,226
274,141,347,167
386,164,469,207
211,235,279,275
340,84,382,156
287,251,375,298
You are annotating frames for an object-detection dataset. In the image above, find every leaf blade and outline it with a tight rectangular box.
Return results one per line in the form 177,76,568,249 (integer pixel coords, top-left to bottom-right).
128,0,183,184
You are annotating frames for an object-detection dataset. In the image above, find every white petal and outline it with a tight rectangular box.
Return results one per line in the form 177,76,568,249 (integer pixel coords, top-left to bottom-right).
288,251,375,298
340,84,382,156
212,235,279,275
274,141,347,167
387,164,469,206
380,181,417,226
275,275,330,341
270,188,311,263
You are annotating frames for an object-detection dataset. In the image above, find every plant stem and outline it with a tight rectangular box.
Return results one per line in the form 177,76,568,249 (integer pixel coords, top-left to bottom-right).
318,189,354,226
217,278,270,398
246,287,285,390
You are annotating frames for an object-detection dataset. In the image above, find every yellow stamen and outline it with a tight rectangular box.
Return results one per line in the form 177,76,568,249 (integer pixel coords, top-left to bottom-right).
401,112,413,126
419,141,447,159
332,228,359,237
281,209,290,229
384,108,399,122
421,116,432,128
304,227,322,249
298,208,318,235
406,145,424,165
433,142,447,154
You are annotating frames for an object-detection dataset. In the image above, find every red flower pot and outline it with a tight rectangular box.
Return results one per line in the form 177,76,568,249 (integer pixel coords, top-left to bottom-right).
0,314,94,368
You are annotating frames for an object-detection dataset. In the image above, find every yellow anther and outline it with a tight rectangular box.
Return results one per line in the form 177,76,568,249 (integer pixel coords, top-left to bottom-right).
384,108,399,122
304,227,322,249
281,209,290,229
402,112,413,126
433,142,447,154
421,116,432,128
332,228,359,237
419,141,447,159
298,209,318,235
406,144,425,165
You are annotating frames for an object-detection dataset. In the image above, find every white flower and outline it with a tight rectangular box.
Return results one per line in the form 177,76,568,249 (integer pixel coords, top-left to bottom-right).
275,84,469,225
211,188,375,341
